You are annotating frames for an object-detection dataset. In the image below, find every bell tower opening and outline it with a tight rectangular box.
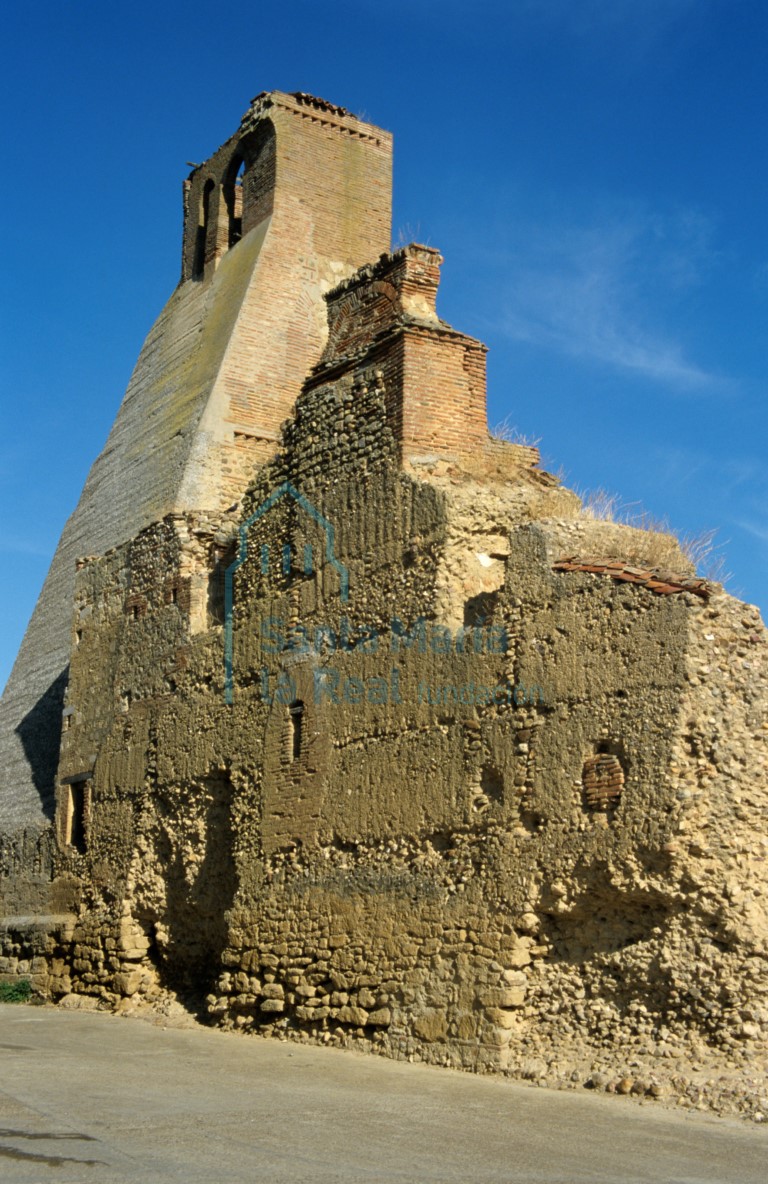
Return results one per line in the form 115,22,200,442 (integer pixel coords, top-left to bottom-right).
226,157,245,249
193,179,214,279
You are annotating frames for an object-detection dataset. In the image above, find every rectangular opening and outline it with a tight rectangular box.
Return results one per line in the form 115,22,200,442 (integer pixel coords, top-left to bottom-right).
63,780,89,854
288,700,305,763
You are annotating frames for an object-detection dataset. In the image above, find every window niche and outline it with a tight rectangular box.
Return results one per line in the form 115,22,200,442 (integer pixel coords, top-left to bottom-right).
582,741,626,813
125,594,147,623
471,764,504,815
287,700,305,763
208,540,237,627
60,776,91,854
463,591,498,628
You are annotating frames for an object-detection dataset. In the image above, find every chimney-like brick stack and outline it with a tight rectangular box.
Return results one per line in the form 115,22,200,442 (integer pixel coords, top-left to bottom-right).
307,245,491,466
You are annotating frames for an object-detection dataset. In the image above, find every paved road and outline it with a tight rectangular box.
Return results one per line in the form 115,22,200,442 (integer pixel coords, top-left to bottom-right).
0,1003,764,1183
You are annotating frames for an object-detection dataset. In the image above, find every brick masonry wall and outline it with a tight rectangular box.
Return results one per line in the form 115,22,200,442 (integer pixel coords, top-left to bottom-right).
400,326,488,458
307,245,497,468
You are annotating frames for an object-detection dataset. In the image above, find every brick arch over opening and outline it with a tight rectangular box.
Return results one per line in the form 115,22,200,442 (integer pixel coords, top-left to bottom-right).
184,118,277,280
234,120,276,237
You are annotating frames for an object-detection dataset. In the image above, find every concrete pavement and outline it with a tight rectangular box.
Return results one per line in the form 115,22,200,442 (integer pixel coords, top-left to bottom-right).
0,1003,765,1183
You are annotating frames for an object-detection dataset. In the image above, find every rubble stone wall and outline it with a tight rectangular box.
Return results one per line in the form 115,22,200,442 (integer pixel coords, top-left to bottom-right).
37,347,767,1104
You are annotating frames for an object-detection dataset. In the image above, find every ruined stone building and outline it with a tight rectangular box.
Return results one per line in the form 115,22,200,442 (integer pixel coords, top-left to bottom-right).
1,91,766,1101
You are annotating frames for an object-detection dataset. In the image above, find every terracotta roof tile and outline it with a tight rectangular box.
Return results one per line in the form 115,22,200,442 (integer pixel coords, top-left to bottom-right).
553,557,710,599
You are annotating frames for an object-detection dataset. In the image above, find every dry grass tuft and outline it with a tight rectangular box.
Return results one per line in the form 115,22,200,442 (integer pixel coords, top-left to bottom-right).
490,416,542,448
578,487,624,522
393,223,429,249
576,487,731,583
679,528,732,584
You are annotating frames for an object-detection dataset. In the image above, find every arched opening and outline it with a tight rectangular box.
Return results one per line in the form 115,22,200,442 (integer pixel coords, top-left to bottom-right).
288,700,304,763
224,156,245,250
193,179,214,278
237,122,276,236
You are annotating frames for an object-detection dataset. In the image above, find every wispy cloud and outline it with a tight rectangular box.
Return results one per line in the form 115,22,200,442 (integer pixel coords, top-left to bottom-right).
653,446,768,490
501,207,719,389
736,519,768,545
659,455,768,559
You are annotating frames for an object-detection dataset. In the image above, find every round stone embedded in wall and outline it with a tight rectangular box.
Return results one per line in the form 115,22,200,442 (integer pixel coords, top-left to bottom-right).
582,752,624,810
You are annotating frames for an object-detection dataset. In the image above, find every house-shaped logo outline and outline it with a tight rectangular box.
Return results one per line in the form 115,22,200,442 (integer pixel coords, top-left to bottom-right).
224,481,349,704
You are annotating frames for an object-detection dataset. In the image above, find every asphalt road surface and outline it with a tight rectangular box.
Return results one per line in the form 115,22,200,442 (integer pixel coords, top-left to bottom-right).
0,1003,764,1183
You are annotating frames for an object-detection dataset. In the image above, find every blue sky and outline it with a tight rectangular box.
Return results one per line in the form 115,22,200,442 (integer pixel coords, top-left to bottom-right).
1,0,767,690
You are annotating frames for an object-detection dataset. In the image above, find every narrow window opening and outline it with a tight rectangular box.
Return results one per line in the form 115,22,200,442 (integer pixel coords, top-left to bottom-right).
64,781,89,854
226,157,245,249
289,700,304,763
193,179,214,278
208,541,237,626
